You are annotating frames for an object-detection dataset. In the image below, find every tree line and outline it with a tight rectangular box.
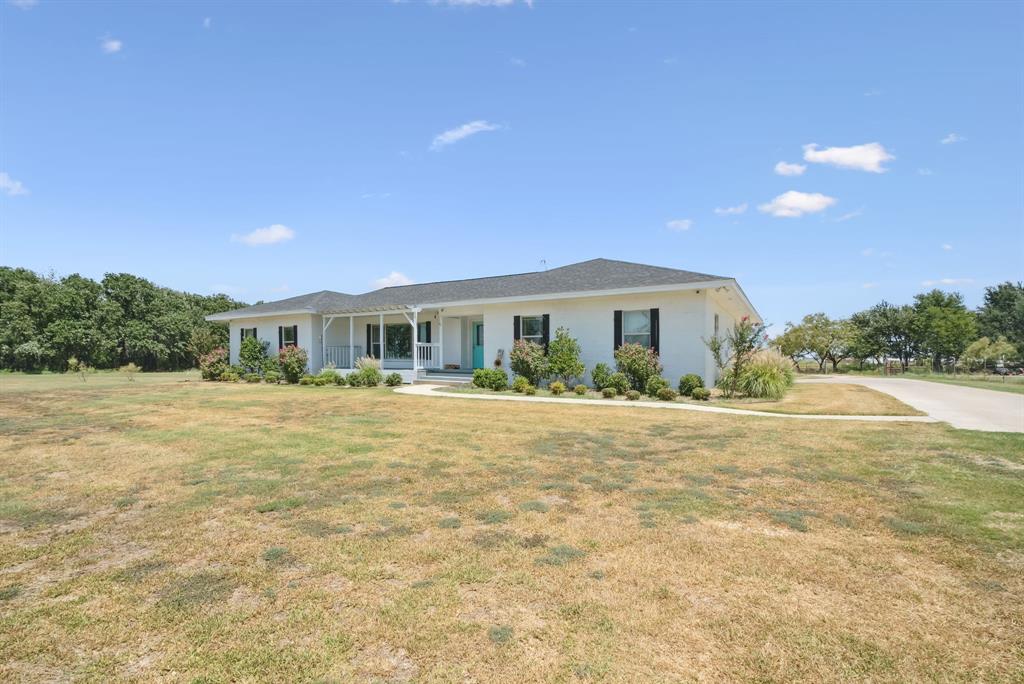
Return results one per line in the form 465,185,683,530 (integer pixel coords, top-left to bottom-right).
774,282,1023,372
0,266,246,372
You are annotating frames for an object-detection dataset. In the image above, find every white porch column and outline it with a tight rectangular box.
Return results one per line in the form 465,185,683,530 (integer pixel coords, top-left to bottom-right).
379,312,384,364
348,315,354,368
321,316,329,371
411,309,419,372
439,315,444,369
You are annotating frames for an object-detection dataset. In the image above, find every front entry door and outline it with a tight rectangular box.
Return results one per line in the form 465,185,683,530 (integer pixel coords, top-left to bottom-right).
472,321,484,369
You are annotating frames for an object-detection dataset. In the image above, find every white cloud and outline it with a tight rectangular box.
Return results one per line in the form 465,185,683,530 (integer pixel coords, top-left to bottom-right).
665,219,693,231
101,38,123,54
360,192,392,199
9,0,38,9
430,120,500,150
774,161,806,176
834,208,864,222
862,282,878,289
861,248,875,257
863,89,882,97
231,224,295,246
203,17,212,29
941,243,953,251
917,168,934,176
940,133,965,145
373,271,414,288
802,142,894,173
508,57,526,67
714,203,747,216
0,172,29,196
758,191,836,218
922,277,973,287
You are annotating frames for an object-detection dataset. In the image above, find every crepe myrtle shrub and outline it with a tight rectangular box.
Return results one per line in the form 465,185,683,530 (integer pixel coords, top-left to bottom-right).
606,372,631,395
625,389,641,401
644,376,670,397
238,336,270,374
546,327,585,385
573,384,588,396
706,316,768,398
199,347,229,380
614,343,663,391
511,375,531,393
690,387,711,401
277,346,309,384
601,387,617,399
549,380,567,395
678,373,704,397
472,368,509,391
656,387,678,401
510,339,549,386
384,372,403,387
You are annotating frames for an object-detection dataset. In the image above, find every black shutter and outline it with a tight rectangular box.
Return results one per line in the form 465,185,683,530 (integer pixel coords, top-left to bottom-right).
278,326,283,350
541,314,550,353
424,321,431,344
513,315,521,341
613,310,623,350
241,328,244,345
366,324,372,358
650,308,660,353
292,325,298,346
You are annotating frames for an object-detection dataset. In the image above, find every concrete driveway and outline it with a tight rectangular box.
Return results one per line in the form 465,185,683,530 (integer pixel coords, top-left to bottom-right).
801,376,1024,433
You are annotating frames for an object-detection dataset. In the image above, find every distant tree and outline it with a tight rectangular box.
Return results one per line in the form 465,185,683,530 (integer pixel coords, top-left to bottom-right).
782,313,846,372
976,282,1024,354
913,290,977,371
964,336,1017,371
773,323,808,369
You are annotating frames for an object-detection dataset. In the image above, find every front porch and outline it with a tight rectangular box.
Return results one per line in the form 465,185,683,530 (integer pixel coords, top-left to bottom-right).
319,307,484,379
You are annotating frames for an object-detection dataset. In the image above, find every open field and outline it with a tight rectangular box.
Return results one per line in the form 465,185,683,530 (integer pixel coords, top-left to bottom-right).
1,372,1023,682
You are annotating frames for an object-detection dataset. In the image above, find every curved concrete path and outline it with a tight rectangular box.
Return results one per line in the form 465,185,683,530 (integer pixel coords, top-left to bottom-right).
395,384,937,425
798,376,1024,433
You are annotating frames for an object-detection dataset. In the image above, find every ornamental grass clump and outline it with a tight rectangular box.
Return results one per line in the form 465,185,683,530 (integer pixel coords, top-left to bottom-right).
736,349,794,400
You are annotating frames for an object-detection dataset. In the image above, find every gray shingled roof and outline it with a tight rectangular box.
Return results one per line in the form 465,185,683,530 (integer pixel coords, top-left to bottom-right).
209,259,728,319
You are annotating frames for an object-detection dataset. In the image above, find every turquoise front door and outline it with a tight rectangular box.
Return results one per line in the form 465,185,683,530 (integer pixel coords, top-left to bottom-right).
472,322,484,368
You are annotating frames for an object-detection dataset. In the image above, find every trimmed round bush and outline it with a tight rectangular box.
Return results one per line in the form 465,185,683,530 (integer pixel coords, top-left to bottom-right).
523,385,537,395
690,387,711,401
384,372,403,387
549,380,566,395
601,387,617,399
472,368,508,391
263,370,281,384
332,372,346,385
298,374,315,385
607,372,630,395
656,387,678,401
625,389,641,401
219,370,240,382
512,376,530,393
243,373,261,383
644,376,669,397
678,373,704,396
573,384,587,395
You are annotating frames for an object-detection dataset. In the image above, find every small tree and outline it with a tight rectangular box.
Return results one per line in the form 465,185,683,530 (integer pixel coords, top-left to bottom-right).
239,336,269,374
705,316,767,398
613,342,663,391
198,347,229,380
510,339,549,385
546,327,585,384
278,346,309,384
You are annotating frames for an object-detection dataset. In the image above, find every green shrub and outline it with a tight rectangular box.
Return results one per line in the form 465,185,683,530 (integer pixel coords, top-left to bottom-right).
656,387,678,401
523,384,537,396
573,384,587,395
472,368,509,391
510,339,549,385
546,327,585,384
607,372,630,395
512,376,530,393
601,387,616,399
199,348,227,380
644,376,669,397
590,362,612,390
316,369,340,386
239,336,269,374
243,373,261,383
735,349,794,399
219,370,240,382
277,346,308,384
625,389,641,400
264,371,281,384
384,372,403,386
332,371,346,385
549,380,566,395
678,373,704,396
349,366,383,387
614,342,663,391
690,387,711,401
299,374,315,385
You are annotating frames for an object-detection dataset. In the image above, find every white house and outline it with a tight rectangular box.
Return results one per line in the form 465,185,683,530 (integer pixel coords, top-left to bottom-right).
205,258,760,385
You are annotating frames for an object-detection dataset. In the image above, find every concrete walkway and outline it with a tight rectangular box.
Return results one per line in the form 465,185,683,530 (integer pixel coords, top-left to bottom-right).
395,384,937,425
798,376,1024,433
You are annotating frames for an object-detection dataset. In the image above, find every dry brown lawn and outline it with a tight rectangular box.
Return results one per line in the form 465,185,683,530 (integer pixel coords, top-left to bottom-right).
718,382,924,416
1,372,1022,682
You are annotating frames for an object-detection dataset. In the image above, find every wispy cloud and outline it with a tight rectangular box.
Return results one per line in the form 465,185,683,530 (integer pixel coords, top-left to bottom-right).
922,277,973,287
713,203,747,216
373,271,414,288
360,192,393,200
758,191,836,218
0,172,29,196
863,89,882,97
862,282,878,289
8,0,38,9
100,37,123,54
834,208,864,222
774,161,806,176
861,247,894,258
665,219,694,232
941,243,953,251
917,168,934,176
430,120,500,150
940,133,965,145
803,142,894,173
508,57,526,67
203,17,212,29
231,224,295,246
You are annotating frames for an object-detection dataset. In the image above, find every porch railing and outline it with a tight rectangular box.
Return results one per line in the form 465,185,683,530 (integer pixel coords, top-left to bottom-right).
324,345,363,369
416,343,442,370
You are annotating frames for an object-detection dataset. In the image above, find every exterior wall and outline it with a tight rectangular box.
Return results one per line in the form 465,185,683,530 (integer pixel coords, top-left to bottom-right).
228,314,318,373
479,290,710,386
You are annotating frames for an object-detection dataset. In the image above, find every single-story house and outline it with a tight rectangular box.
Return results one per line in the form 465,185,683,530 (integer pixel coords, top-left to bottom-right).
205,258,760,384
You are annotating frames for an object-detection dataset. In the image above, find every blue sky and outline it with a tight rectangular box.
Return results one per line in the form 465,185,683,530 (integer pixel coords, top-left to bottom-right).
2,0,1021,327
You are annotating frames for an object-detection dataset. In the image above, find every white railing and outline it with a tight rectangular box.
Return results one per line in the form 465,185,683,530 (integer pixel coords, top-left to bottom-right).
324,345,363,369
416,343,442,369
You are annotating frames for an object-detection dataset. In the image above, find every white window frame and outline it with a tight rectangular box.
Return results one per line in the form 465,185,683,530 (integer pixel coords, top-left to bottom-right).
521,315,544,345
622,309,651,347
241,327,257,340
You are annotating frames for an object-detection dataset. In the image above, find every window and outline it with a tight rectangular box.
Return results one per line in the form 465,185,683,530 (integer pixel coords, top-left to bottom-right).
241,327,257,340
521,315,544,344
369,325,381,358
281,325,296,347
622,310,651,346
417,321,431,344
369,324,411,359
